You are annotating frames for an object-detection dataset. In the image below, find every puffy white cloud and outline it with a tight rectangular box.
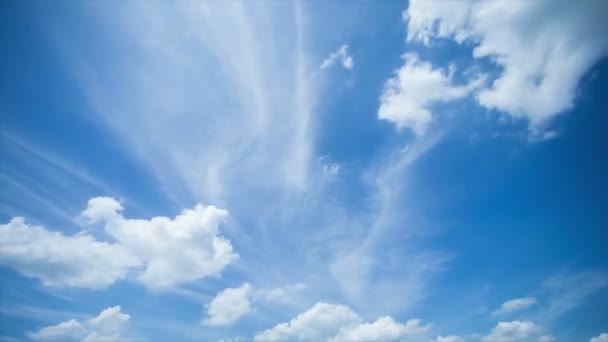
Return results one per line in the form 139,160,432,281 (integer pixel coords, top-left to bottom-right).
405,0,608,130
81,197,237,289
591,333,608,342
378,53,482,135
0,217,138,288
321,44,354,70
27,306,129,342
254,303,360,342
203,283,252,327
481,321,546,342
0,197,236,289
330,317,430,342
492,297,537,316
254,302,430,342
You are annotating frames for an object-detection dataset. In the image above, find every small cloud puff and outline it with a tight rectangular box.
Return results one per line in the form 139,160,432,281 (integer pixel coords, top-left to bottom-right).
321,44,354,70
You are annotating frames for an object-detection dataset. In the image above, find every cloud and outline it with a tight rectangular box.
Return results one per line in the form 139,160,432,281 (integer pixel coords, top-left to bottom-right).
540,270,608,321
492,297,537,316
329,135,447,314
591,333,608,342
27,306,129,342
480,321,551,342
0,197,236,289
0,217,138,288
253,302,430,342
81,197,237,289
378,53,483,135
203,283,252,327
330,317,430,342
321,44,353,70
253,283,307,304
405,0,608,130
436,336,466,342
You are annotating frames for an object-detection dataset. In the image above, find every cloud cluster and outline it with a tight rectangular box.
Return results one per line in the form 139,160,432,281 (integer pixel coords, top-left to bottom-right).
0,197,236,289
27,306,129,342
385,0,608,135
202,283,307,326
253,302,430,342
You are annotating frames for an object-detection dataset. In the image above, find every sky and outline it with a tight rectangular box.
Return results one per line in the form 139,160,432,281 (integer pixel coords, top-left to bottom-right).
0,1,607,341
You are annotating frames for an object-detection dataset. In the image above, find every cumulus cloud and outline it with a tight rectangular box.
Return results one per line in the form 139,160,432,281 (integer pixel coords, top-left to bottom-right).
331,317,429,342
378,53,483,135
492,297,537,316
321,44,354,70
0,217,138,288
81,197,237,289
27,306,129,342
405,0,608,130
591,333,608,342
253,302,430,342
0,197,236,289
203,283,252,327
480,321,551,342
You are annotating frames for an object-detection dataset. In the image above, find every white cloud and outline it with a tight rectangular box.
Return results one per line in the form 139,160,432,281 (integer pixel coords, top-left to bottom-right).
253,302,430,342
493,297,537,316
0,197,236,289
27,306,129,342
254,302,360,342
405,0,608,130
81,197,237,289
0,217,138,288
321,44,354,70
330,317,430,342
591,333,608,342
481,321,547,342
203,283,252,327
436,336,466,342
378,53,482,135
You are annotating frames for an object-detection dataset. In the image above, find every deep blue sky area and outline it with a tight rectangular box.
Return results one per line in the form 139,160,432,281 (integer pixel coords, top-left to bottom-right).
1,1,607,342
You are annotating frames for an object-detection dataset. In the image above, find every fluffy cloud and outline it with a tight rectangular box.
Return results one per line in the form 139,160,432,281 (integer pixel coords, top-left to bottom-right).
481,321,551,342
0,197,236,289
253,302,430,342
330,317,429,342
591,333,608,342
378,53,482,135
203,283,252,327
27,306,129,342
492,297,537,316
81,197,237,289
405,0,608,130
0,217,138,288
321,44,354,70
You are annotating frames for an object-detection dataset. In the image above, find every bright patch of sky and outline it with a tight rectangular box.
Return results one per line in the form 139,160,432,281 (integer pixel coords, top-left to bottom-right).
1,1,607,341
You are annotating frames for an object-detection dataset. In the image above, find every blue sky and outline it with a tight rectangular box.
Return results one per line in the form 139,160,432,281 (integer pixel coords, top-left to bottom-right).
1,1,607,341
